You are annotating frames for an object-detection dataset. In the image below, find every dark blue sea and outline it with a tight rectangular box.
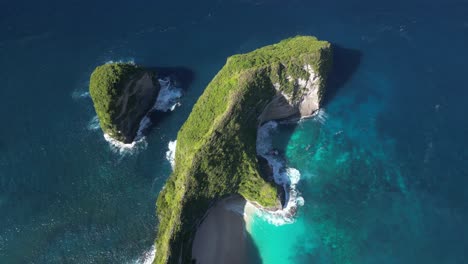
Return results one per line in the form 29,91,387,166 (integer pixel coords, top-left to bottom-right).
1,0,468,263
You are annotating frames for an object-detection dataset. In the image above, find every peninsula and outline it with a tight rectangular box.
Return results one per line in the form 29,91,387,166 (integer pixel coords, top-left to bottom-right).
155,36,332,263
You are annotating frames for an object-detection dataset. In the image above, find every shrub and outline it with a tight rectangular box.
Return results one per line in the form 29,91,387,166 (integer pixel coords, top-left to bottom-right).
89,62,144,141
154,36,332,264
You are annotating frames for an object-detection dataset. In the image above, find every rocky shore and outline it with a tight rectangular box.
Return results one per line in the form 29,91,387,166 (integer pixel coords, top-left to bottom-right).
155,36,332,264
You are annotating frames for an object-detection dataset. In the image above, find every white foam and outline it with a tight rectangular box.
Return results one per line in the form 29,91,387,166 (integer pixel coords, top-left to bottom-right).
103,133,148,155
105,58,135,65
166,140,177,169
87,115,100,131
287,167,301,185
99,76,183,156
71,90,90,100
255,121,304,225
313,108,328,124
154,77,183,112
102,103,153,155
131,245,156,264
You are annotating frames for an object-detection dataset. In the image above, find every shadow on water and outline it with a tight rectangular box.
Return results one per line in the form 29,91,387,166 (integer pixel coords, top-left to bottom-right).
245,229,263,264
251,44,362,262
321,45,362,107
150,66,195,90
272,44,362,153
141,66,195,136
163,45,361,263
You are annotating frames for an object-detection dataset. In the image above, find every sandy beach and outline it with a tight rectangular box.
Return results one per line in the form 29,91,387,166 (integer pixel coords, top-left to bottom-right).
191,196,255,264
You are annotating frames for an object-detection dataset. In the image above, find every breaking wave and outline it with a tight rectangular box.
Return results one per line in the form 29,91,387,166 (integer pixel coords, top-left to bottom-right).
255,121,304,225
71,90,90,100
131,245,156,264
105,58,135,65
155,77,183,112
87,115,100,131
165,140,177,169
99,77,182,155
312,108,328,124
103,133,148,156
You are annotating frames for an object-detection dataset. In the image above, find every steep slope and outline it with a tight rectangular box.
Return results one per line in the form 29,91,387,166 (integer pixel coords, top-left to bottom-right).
89,63,160,143
155,36,332,264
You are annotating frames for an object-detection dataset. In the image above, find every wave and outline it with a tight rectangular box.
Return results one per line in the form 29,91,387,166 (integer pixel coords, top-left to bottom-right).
87,115,100,131
132,77,182,138
71,90,90,100
255,121,304,225
165,140,177,169
103,133,148,155
102,105,152,155
105,58,135,65
131,245,156,264
155,77,183,112
313,108,328,124
96,76,182,155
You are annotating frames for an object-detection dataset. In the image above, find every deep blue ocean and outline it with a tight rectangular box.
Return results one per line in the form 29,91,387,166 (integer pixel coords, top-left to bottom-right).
1,0,468,263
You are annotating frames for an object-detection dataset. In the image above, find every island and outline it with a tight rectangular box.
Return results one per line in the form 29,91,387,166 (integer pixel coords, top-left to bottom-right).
155,36,332,263
89,63,160,143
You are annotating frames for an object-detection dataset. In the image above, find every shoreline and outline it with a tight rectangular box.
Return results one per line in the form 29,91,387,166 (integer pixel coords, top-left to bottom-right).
191,196,255,264
101,77,182,155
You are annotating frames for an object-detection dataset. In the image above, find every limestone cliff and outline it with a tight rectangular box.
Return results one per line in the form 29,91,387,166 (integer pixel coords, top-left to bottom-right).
89,63,160,143
258,63,324,123
154,36,332,264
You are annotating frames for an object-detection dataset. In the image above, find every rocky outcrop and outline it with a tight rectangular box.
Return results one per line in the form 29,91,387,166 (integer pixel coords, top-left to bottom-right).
258,64,323,124
89,63,160,143
155,36,332,264
110,71,159,142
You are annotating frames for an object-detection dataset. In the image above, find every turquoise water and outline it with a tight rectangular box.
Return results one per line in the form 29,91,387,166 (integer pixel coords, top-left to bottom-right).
248,19,468,263
1,0,468,263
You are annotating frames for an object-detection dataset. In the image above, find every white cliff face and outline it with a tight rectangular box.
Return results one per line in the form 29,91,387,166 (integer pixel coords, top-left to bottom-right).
258,64,321,124
297,64,321,117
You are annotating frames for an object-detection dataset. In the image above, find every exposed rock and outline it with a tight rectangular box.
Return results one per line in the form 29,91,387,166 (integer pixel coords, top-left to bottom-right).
112,71,159,142
155,36,332,264
89,63,160,143
258,64,323,124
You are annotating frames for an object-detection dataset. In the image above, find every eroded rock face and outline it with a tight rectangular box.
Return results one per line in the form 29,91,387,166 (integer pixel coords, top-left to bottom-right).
258,64,322,124
89,63,160,143
112,71,159,143
258,94,298,124
298,64,321,117
155,36,332,264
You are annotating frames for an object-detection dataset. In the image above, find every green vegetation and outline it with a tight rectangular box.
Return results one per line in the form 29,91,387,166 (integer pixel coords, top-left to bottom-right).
154,36,332,264
89,62,146,142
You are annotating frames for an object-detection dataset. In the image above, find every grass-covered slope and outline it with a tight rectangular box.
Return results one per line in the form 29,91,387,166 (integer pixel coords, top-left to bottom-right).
89,62,157,142
154,36,332,264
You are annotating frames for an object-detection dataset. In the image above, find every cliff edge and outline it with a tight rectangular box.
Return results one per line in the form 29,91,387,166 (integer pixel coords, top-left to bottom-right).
89,63,160,143
155,36,332,264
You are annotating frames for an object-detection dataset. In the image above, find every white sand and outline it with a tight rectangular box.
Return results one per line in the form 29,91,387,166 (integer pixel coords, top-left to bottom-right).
191,196,251,264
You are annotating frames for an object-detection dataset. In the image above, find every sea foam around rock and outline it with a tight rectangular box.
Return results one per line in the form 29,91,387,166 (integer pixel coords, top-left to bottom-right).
131,245,156,264
165,140,177,169
254,121,304,225
100,77,182,155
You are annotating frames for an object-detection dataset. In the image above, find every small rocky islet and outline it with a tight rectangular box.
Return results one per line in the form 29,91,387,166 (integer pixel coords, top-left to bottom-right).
89,63,160,143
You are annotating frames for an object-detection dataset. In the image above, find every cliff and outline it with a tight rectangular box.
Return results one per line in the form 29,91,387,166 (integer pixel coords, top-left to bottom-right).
89,63,160,143
154,36,332,264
